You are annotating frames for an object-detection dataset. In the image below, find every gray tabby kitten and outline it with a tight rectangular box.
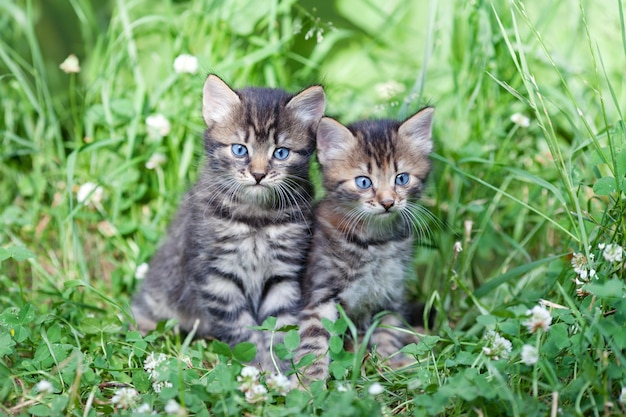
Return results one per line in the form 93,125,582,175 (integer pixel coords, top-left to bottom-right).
296,108,434,382
132,75,325,371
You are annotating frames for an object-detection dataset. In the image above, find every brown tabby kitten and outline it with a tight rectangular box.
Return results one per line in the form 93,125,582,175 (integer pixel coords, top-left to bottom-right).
132,75,325,371
296,108,434,382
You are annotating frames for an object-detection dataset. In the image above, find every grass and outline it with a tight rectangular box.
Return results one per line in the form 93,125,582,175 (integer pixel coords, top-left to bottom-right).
1,0,625,415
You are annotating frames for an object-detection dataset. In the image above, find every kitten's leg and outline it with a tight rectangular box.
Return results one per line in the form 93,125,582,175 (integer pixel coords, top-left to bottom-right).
257,277,303,373
131,289,178,334
194,277,270,369
294,301,338,383
370,313,418,368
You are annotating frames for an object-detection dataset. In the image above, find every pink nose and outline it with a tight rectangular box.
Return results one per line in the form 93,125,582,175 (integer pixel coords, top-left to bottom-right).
252,172,266,184
380,199,395,211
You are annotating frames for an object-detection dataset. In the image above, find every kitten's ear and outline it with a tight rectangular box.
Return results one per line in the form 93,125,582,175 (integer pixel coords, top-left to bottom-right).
398,107,435,154
286,85,326,125
316,117,355,166
202,74,241,126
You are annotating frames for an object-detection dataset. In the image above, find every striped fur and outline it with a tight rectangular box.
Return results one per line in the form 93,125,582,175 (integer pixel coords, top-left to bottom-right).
132,75,325,371
296,108,434,382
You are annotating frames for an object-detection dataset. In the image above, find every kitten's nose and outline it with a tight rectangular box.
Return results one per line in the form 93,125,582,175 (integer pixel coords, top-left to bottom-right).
252,172,266,184
380,199,395,211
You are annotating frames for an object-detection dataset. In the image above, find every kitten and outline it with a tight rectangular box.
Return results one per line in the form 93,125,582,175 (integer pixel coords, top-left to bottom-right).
295,108,434,382
132,75,325,371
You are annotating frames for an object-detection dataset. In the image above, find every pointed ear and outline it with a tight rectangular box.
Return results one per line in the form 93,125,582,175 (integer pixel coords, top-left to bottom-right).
286,85,326,125
202,74,241,126
316,117,356,166
398,107,434,154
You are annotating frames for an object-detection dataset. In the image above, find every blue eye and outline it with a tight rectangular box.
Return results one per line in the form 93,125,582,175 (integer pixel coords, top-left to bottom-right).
395,173,410,185
355,176,372,189
273,147,290,160
231,144,248,157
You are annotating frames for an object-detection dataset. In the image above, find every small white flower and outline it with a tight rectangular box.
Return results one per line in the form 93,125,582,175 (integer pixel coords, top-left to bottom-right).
146,153,167,170
374,80,406,101
173,54,199,74
135,263,149,280
135,403,152,413
453,241,463,253
316,29,324,43
237,365,264,396
571,252,595,280
482,330,512,360
60,54,80,73
164,399,181,414
146,114,171,138
244,384,268,404
368,382,384,395
144,352,167,380
111,387,138,409
152,380,173,393
336,383,350,392
524,305,552,333
510,112,530,128
35,380,54,394
601,243,623,263
266,372,290,396
179,354,193,368
520,344,539,365
77,182,103,206
239,365,260,379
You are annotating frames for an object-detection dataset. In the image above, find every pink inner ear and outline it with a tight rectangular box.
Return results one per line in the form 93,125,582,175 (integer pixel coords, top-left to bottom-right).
398,108,434,154
287,86,326,125
202,75,241,125
316,118,355,164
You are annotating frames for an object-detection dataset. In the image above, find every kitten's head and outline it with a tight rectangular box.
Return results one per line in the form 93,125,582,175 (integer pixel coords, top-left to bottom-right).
316,108,434,234
201,74,326,205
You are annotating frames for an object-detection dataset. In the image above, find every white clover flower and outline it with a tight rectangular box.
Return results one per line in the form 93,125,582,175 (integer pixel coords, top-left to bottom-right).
510,112,530,128
237,366,262,393
601,243,623,263
173,54,199,74
135,403,153,413
571,252,596,280
239,365,261,379
179,354,193,368
135,263,149,280
374,80,406,101
336,383,350,392
524,305,552,333
152,380,173,393
244,384,268,404
60,54,80,73
482,330,512,360
368,382,384,395
111,387,138,409
35,380,54,394
144,352,167,380
520,344,539,365
77,182,103,206
266,372,290,396
164,399,181,414
146,114,171,138
146,153,167,170
453,241,463,253
144,352,167,373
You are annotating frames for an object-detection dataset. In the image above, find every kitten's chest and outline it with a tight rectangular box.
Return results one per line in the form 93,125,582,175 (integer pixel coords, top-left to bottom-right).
340,242,411,322
208,219,306,291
